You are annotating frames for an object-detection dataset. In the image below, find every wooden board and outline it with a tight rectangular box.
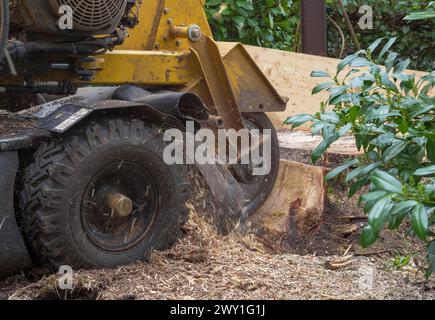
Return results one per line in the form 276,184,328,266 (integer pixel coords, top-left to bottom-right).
278,131,361,156
218,43,430,131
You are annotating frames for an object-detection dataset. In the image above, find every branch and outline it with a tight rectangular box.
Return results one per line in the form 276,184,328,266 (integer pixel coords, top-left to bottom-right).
337,0,361,50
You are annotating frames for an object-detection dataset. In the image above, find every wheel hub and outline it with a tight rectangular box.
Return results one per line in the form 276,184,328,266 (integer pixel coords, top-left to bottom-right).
81,161,158,252
106,192,134,218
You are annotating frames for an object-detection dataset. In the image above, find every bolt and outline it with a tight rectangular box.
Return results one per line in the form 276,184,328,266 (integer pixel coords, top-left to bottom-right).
188,25,202,42
191,29,200,38
106,193,134,218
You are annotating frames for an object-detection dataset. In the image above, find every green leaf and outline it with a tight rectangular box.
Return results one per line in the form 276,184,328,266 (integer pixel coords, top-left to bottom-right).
385,52,398,72
380,69,398,92
371,171,403,194
284,114,313,128
311,124,352,163
312,82,334,95
368,197,392,234
311,121,330,135
327,85,348,102
361,191,387,203
393,59,411,75
415,165,435,176
361,225,378,248
409,105,434,119
379,37,397,60
322,125,336,139
368,38,384,53
370,133,395,149
320,112,340,124
391,200,418,216
311,134,338,163
347,105,360,122
311,70,330,78
346,166,365,183
411,204,428,241
388,212,407,230
350,57,372,68
346,162,382,183
338,123,352,136
349,177,369,198
405,10,435,21
383,140,409,162
233,16,246,36
337,54,357,74
325,159,359,181
366,105,390,121
389,200,418,230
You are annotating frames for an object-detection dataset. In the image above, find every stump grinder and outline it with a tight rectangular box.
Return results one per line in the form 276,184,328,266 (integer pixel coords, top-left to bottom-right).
0,0,287,277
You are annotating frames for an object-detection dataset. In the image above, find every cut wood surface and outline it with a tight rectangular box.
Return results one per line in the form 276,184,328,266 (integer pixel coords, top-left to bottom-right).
218,43,431,130
248,160,328,237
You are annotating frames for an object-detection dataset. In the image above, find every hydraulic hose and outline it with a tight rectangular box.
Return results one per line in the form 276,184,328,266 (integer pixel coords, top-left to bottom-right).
0,0,9,61
5,36,122,61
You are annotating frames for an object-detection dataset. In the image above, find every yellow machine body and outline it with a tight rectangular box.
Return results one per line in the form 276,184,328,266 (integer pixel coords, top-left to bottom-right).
1,0,287,129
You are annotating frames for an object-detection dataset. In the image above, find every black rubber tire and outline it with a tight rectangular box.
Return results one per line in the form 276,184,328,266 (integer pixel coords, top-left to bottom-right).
241,113,280,217
19,117,190,270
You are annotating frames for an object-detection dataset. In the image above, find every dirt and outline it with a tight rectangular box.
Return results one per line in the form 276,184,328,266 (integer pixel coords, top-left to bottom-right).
0,148,434,300
1,190,433,300
276,147,428,259
0,94,38,113
0,114,36,136
280,146,355,168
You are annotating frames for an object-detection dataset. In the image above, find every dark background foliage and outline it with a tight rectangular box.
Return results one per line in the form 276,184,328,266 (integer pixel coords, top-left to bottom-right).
205,0,300,51
327,0,434,71
205,0,434,71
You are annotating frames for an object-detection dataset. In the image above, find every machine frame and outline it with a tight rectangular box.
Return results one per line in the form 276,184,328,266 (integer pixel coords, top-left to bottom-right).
1,0,287,130
0,0,288,277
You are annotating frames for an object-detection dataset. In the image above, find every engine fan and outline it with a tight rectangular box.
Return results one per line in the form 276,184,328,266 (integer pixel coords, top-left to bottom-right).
11,0,129,36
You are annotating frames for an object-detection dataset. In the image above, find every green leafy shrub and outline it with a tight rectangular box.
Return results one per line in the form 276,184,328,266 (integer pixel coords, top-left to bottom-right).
205,0,300,51
286,38,435,277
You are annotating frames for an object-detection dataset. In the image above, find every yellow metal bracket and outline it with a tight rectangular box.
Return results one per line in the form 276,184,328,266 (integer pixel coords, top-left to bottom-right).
0,0,287,120
189,36,244,130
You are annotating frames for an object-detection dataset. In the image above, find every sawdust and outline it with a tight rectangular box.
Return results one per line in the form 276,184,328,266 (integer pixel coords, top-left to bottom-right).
2,207,434,300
